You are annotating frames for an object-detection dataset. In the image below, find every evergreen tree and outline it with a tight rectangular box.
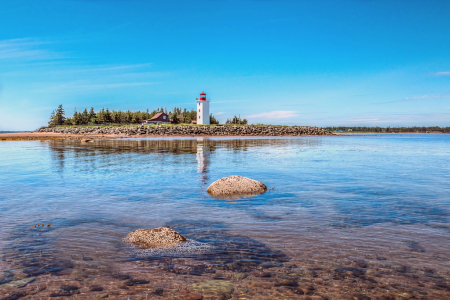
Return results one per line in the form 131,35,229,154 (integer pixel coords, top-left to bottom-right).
48,110,56,126
54,105,66,125
105,108,111,123
82,108,89,124
210,114,219,125
171,113,180,124
189,110,197,123
88,107,96,124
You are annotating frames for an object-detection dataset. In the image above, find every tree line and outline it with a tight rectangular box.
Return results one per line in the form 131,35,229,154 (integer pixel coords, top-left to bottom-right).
324,126,450,133
225,115,248,125
48,105,220,126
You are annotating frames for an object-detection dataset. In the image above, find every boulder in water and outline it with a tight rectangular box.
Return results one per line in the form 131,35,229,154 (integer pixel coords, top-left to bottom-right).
207,175,267,197
123,227,187,248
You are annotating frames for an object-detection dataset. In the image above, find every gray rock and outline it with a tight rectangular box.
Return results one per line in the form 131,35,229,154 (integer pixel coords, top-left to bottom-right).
207,176,267,197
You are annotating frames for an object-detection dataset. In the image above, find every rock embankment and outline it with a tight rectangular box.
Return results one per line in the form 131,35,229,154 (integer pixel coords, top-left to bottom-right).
36,125,333,136
207,176,267,198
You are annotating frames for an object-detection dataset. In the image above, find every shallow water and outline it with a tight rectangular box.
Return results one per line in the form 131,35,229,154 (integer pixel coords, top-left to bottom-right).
0,135,449,299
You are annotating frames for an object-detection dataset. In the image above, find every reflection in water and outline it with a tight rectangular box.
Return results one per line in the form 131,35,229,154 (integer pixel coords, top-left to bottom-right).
196,137,210,186
1,136,450,299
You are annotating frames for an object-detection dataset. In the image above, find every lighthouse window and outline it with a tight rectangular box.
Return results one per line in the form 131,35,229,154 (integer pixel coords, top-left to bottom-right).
199,109,201,113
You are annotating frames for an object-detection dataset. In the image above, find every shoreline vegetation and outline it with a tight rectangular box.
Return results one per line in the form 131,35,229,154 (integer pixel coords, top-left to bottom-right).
48,105,222,126
2,104,448,139
325,126,450,133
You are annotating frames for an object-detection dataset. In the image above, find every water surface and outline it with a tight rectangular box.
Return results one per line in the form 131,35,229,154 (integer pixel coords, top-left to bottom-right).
1,135,449,299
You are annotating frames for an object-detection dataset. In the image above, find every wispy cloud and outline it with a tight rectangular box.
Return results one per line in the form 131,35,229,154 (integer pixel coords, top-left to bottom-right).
351,94,372,97
433,71,450,76
406,93,449,100
352,113,450,125
373,92,450,104
280,104,308,107
34,81,157,93
0,38,60,61
246,110,298,119
214,112,224,115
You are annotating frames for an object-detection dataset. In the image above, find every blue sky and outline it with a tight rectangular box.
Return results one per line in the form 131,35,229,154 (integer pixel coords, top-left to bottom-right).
1,0,449,130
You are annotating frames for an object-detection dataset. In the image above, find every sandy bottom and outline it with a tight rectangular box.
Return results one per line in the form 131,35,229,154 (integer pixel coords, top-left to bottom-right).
1,223,450,299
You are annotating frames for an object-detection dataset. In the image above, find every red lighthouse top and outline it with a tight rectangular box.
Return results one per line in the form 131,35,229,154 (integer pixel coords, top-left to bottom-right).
199,91,207,101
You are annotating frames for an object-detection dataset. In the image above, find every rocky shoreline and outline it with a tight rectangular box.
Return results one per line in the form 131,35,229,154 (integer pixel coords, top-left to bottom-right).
36,125,333,136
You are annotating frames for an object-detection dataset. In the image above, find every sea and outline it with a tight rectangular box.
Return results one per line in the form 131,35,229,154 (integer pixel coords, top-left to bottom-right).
0,135,449,299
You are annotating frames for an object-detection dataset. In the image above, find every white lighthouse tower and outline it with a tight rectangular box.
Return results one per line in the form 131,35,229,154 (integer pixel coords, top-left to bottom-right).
196,91,210,125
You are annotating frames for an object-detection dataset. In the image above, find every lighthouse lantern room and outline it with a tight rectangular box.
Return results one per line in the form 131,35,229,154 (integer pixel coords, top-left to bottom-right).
196,91,210,125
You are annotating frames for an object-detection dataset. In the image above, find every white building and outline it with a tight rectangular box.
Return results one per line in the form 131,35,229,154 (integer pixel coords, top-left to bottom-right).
197,91,210,125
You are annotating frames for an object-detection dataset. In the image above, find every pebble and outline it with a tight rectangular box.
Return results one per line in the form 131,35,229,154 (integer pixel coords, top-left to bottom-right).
179,289,203,300
290,287,305,295
154,288,164,295
0,276,35,288
60,285,79,291
252,271,271,277
192,280,234,295
50,290,79,297
111,274,130,280
351,294,371,300
123,278,150,286
275,279,298,287
89,285,104,291
234,273,247,280
96,293,109,298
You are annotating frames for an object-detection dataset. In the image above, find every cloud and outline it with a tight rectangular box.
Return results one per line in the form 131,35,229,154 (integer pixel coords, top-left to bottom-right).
34,81,157,93
245,110,298,119
0,38,60,61
373,92,449,104
214,112,224,115
433,72,450,76
406,93,449,100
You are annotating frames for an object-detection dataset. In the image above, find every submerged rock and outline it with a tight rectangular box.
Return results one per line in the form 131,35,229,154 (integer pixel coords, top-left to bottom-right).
207,176,267,197
123,227,187,248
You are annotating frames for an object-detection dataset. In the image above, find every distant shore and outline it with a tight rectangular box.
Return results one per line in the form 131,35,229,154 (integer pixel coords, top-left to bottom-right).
0,131,447,141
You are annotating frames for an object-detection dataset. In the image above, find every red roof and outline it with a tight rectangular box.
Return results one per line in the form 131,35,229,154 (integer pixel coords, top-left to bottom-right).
200,91,206,95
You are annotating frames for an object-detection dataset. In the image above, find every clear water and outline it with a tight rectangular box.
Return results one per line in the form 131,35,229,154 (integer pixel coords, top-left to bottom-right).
1,135,449,299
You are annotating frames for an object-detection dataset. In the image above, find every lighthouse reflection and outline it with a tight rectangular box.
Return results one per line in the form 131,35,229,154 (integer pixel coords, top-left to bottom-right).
196,137,210,186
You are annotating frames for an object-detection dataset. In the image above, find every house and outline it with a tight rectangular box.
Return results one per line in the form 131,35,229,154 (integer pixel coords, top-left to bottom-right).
142,112,170,125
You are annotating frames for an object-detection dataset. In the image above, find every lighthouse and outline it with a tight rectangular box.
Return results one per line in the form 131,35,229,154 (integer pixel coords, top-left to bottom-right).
196,91,210,125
